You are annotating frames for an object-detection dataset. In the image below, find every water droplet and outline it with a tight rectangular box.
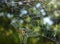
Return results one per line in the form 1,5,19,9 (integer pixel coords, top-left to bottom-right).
18,1,23,5
7,13,13,18
40,9,44,13
21,9,27,15
43,17,53,25
36,3,41,8
42,12,46,16
11,1,15,6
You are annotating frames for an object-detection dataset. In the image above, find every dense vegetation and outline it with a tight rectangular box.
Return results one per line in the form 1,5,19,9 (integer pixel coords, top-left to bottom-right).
0,0,60,44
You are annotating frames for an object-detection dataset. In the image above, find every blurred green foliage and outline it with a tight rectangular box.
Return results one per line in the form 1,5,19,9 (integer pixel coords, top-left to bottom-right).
0,0,60,44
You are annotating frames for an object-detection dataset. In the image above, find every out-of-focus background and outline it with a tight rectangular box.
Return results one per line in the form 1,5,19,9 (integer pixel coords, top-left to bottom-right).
0,0,60,44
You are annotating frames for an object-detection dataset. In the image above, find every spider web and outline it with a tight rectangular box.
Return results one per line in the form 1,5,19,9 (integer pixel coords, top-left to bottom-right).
4,0,59,44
